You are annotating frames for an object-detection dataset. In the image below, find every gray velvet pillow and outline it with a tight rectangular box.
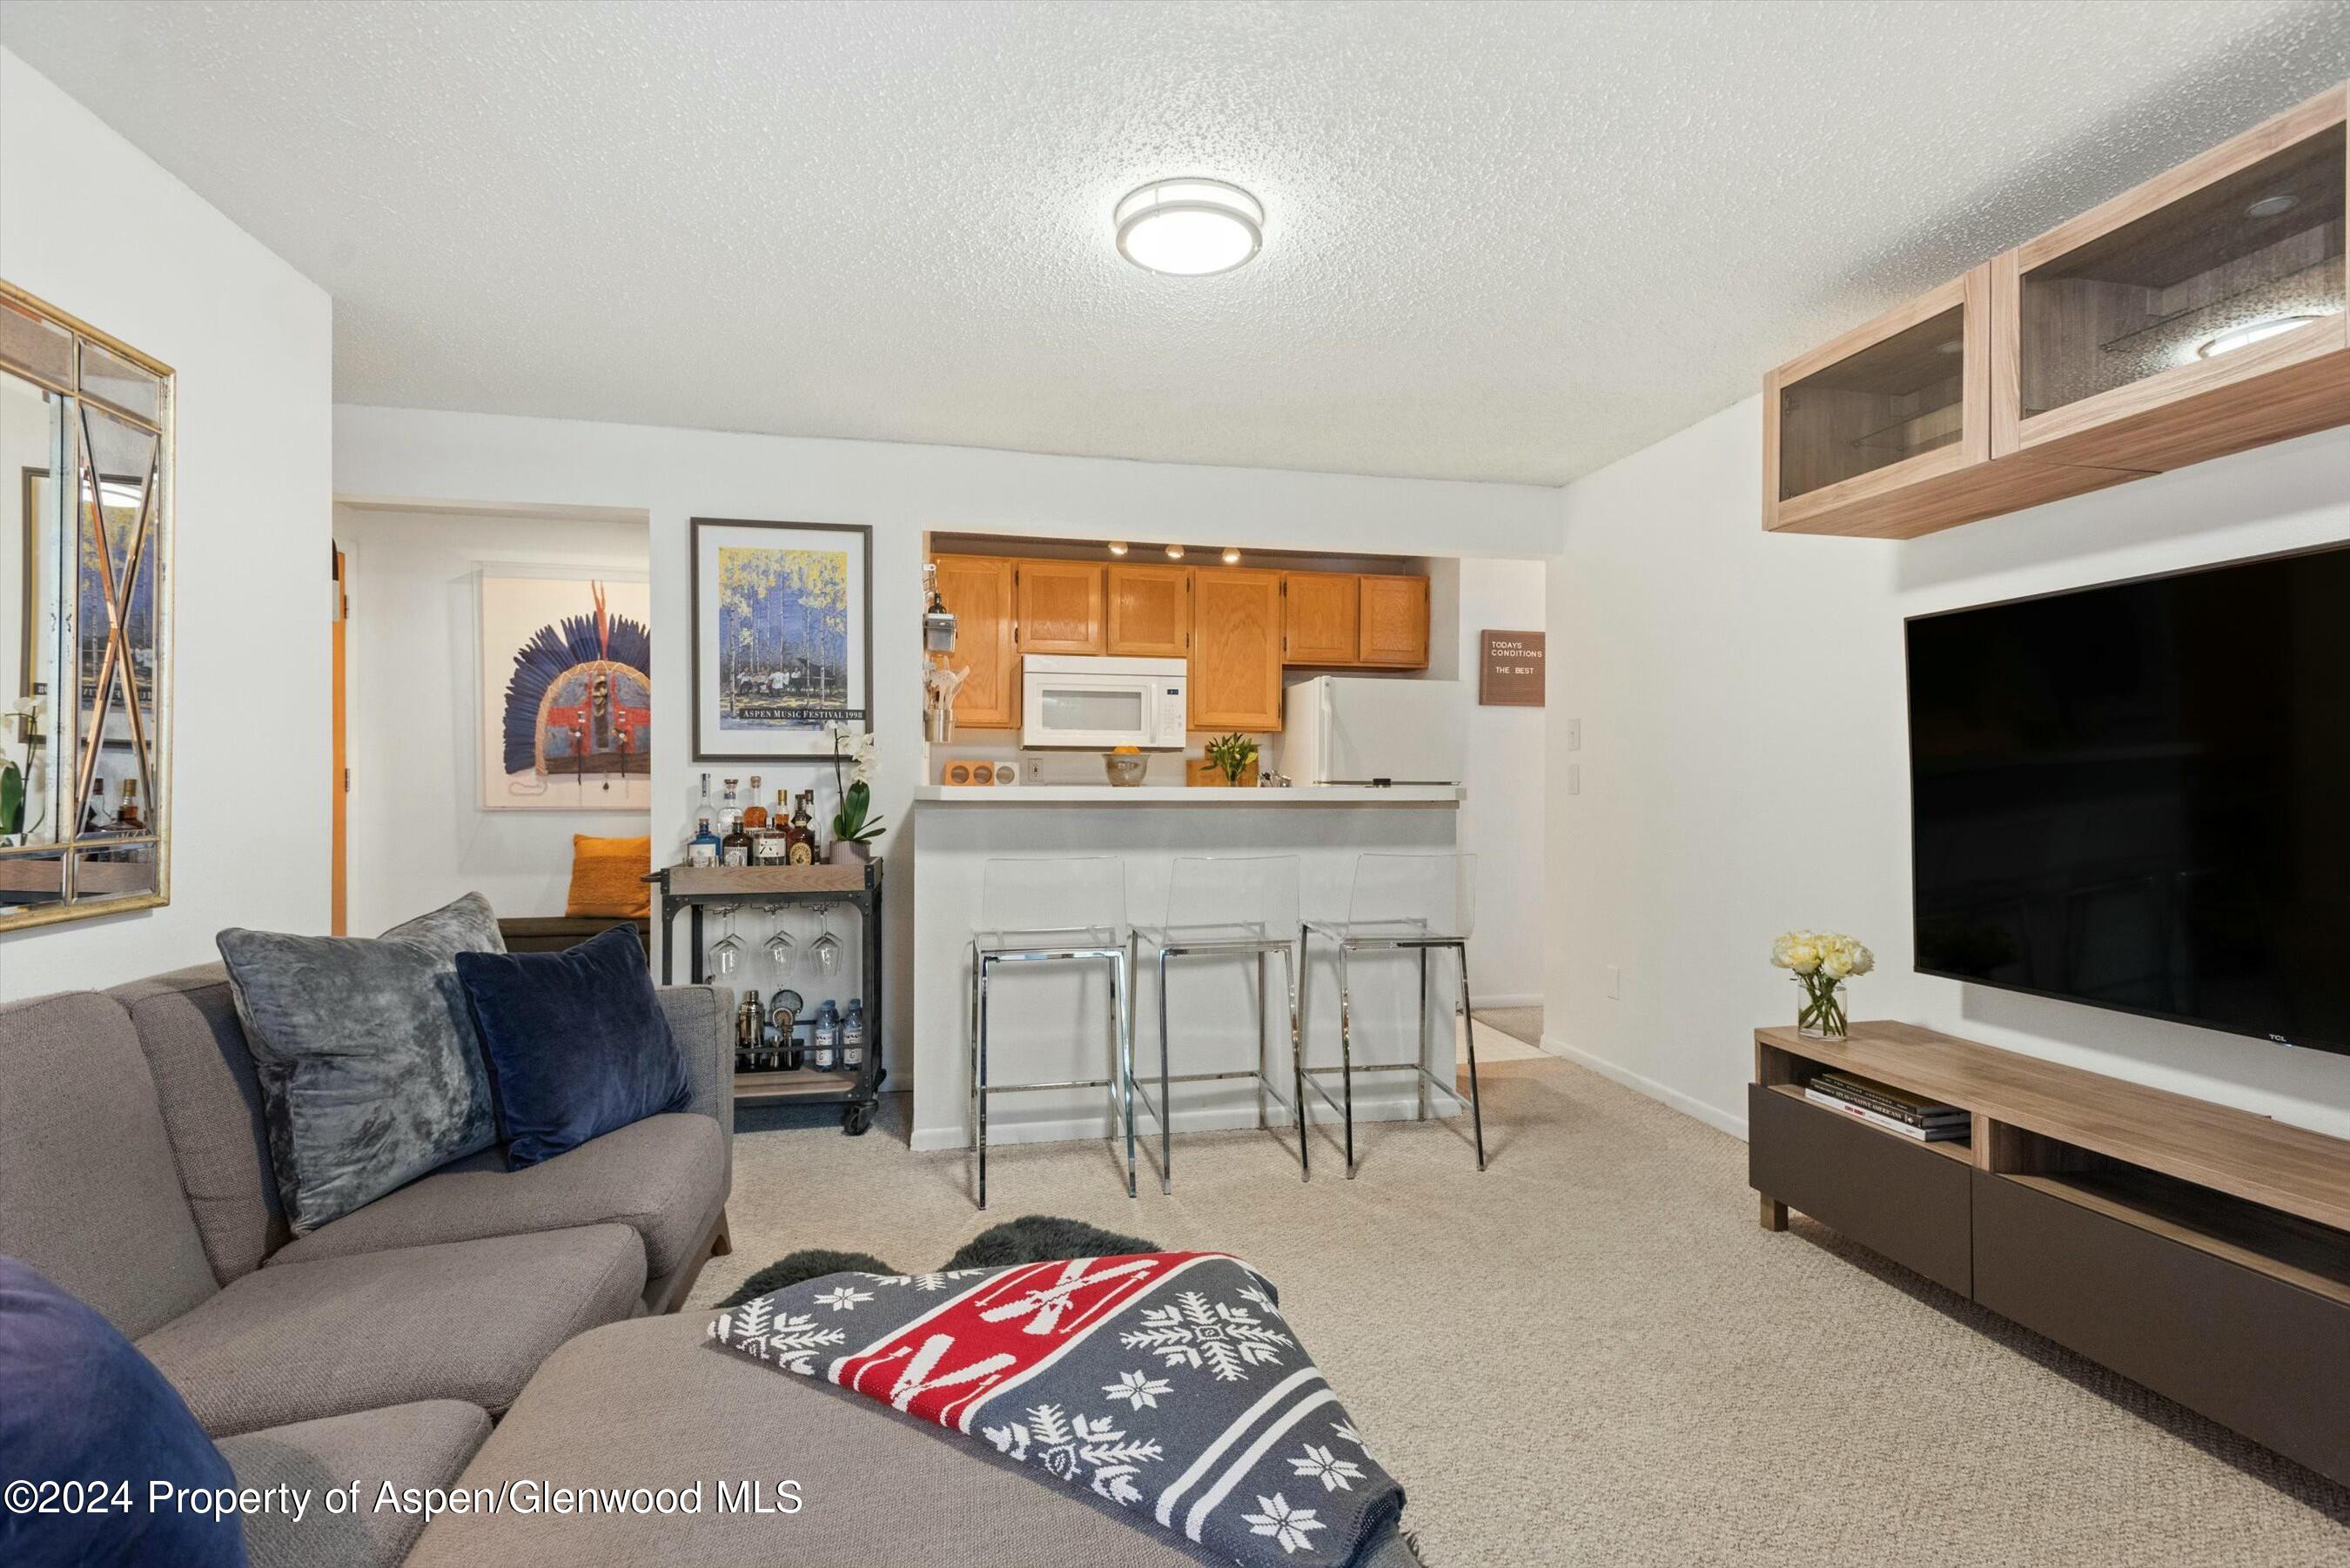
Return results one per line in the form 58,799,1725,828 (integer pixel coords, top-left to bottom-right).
217,893,506,1234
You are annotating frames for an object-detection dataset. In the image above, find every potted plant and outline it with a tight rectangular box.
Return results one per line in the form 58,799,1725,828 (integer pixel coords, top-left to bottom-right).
1770,929,1873,1039
1204,732,1259,787
828,723,885,865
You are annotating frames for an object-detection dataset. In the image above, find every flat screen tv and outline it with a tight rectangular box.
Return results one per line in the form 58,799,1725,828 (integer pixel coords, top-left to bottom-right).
1907,543,2350,1057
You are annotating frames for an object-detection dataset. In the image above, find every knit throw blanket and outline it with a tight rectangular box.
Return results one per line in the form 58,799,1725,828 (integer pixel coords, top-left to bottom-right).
709,1252,1405,1566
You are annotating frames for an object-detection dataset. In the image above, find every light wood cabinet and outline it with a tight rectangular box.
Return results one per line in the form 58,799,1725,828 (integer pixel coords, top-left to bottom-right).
1282,571,1358,664
930,554,1018,729
1768,81,2349,539
1994,84,2347,475
1105,563,1191,657
1015,560,1104,654
1188,567,1286,732
1357,574,1431,667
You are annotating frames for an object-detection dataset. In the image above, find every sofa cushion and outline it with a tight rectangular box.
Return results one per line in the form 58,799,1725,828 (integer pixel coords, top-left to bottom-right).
408,1312,1241,1568
454,924,690,1167
138,1224,645,1437
0,1256,247,1568
111,966,290,1285
266,1112,723,1289
0,990,219,1337
218,1401,489,1568
217,893,507,1233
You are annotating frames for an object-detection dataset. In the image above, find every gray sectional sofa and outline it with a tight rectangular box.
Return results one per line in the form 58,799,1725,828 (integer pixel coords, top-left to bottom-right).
2,963,1294,1567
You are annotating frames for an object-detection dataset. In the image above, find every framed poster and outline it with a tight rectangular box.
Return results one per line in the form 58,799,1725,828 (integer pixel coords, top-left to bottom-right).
690,518,872,760
1479,630,1545,707
479,572,652,811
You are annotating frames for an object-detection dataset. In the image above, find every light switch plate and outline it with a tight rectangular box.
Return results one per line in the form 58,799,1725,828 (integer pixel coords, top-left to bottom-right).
1568,718,1581,751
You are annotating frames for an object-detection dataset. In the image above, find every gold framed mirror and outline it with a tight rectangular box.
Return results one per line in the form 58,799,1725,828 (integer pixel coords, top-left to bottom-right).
0,281,173,930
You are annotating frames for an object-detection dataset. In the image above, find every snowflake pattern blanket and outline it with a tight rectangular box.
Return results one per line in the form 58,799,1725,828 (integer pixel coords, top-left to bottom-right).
708,1252,1405,1566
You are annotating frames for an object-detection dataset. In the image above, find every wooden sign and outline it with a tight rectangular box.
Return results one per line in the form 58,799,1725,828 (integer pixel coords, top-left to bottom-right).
1480,630,1545,707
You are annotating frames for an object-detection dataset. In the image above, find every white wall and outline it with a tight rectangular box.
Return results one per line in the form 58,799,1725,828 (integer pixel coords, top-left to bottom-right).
1544,401,2350,1142
334,404,1561,1079
334,505,650,935
0,49,332,996
1452,557,1546,1005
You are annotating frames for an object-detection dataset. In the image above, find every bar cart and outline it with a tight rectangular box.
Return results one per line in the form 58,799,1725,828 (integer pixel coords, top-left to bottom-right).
648,859,884,1135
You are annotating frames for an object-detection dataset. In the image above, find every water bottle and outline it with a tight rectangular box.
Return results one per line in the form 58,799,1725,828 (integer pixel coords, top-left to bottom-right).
840,1000,866,1074
810,1001,841,1071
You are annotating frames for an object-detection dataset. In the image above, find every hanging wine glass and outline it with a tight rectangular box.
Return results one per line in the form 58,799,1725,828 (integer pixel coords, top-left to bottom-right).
762,903,796,975
708,908,745,978
809,902,843,980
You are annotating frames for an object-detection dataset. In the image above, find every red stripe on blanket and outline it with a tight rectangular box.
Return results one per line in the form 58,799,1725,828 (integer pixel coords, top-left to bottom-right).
836,1252,1224,1431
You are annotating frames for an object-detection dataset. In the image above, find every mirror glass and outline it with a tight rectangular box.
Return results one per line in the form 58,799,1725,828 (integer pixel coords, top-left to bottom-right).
0,287,171,927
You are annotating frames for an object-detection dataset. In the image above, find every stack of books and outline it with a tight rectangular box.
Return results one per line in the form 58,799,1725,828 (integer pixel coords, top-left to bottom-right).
1802,1070,1969,1142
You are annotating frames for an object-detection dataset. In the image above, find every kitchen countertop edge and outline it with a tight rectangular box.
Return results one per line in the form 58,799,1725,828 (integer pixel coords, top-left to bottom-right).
910,784,1464,806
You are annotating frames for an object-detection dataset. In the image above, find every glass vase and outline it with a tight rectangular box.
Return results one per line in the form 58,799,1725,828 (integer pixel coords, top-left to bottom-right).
1796,975,1849,1040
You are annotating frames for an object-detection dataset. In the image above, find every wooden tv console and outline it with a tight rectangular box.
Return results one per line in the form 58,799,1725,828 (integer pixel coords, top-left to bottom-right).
1750,1021,2350,1488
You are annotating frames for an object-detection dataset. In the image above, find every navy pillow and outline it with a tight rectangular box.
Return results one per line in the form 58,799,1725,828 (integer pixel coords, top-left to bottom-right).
0,1256,247,1568
454,925,690,1168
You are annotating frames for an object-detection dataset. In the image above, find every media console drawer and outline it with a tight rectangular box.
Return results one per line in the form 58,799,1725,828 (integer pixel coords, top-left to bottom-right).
1973,1171,2350,1488
1748,1083,1972,1295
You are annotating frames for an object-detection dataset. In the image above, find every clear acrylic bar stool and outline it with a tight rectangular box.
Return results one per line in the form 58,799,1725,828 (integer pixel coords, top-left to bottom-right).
1128,855,1311,1193
1299,852,1487,1176
969,856,1133,1210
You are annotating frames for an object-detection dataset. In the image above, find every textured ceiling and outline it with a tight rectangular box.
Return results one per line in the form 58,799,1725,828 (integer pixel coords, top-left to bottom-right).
5,0,2347,485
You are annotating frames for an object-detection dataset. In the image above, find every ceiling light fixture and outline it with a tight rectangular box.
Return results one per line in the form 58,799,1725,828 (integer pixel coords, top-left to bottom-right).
2196,315,2323,358
1221,547,1241,565
1164,543,1186,560
1115,178,1264,277
1107,541,1129,556
2246,193,2299,218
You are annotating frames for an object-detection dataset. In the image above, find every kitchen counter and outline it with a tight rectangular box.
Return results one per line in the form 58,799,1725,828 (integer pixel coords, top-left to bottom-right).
911,783,1461,806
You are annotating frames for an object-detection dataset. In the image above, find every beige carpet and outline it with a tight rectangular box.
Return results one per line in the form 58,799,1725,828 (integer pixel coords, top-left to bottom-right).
1473,1006,1546,1046
696,1057,2350,1565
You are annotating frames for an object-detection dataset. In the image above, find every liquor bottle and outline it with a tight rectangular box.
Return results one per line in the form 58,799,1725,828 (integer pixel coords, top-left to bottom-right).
786,789,817,866
734,990,764,1072
719,779,743,835
688,774,721,868
721,814,752,868
809,1001,841,1071
115,777,143,831
840,1000,866,1075
742,776,768,832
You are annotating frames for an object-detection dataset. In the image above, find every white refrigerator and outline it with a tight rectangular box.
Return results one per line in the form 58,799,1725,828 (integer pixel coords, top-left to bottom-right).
1279,677,1467,786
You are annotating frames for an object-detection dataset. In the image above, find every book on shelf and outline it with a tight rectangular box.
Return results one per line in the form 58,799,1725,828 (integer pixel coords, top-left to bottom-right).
1803,1084,1970,1142
1805,1069,1967,1127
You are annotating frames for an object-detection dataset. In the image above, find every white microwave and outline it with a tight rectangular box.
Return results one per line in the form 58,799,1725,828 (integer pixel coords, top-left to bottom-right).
1021,655,1188,750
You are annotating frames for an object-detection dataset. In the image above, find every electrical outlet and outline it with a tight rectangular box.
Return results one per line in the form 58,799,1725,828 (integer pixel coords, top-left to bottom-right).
1568,718,1581,752
1607,964,1621,999
1568,762,1581,794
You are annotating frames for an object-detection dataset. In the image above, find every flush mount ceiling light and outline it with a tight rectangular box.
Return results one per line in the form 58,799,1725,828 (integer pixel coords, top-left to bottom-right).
1221,547,1242,564
1106,541,1129,556
2246,193,2300,218
2196,314,2323,358
1116,178,1264,276
1164,543,1186,560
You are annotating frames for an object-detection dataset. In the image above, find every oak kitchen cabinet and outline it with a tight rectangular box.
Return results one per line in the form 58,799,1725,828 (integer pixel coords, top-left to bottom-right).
1014,560,1105,654
1357,574,1431,667
1106,563,1192,657
930,554,1018,729
1188,567,1286,732
1282,571,1360,664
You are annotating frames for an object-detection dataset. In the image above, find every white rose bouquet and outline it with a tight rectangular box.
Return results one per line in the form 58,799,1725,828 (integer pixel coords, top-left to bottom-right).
1771,929,1873,1038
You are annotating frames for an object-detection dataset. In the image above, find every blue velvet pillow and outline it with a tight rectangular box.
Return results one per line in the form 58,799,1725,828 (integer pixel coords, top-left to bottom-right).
0,1256,247,1568
454,925,689,1168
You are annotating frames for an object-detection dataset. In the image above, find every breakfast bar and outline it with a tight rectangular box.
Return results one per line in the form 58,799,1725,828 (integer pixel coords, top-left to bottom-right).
906,784,1469,1155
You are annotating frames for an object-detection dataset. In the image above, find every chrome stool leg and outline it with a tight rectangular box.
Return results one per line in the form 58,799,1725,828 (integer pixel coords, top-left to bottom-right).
1155,945,1173,1195
1282,939,1308,1182
1337,939,1358,1179
1416,946,1430,1122
976,953,993,1210
1112,947,1137,1199
1123,934,1139,1199
1256,949,1271,1133
1454,940,1487,1171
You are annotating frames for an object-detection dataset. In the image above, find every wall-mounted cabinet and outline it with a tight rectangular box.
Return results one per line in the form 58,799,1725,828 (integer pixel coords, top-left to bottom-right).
1106,563,1191,657
1994,84,2347,474
1356,574,1431,667
930,554,1019,729
1189,567,1286,732
1282,571,1360,663
1769,82,2349,540
1013,560,1105,654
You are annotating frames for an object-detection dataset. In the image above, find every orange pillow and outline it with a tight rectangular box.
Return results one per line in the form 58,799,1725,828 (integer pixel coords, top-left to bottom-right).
566,835,652,919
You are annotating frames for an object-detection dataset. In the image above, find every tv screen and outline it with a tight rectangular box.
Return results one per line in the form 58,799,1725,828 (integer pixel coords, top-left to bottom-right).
1907,544,2350,1056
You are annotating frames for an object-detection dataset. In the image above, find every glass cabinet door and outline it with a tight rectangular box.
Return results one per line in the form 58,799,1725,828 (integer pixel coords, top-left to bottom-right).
2016,118,2343,425
1765,268,1987,533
